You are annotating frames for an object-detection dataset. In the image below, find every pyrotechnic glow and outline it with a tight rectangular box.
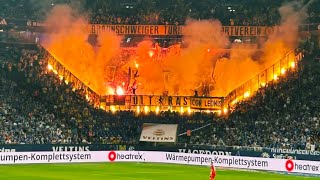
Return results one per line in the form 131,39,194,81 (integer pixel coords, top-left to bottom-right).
107,87,115,95
116,87,124,95
110,106,116,113
53,70,58,75
100,105,105,110
231,99,238,105
244,91,250,98
281,68,286,75
44,3,302,102
187,107,191,115
144,106,149,114
148,50,154,58
217,110,222,116
155,106,160,114
273,74,278,80
65,80,68,84
59,75,63,80
260,82,266,87
180,107,184,114
135,62,139,69
136,106,140,114
47,64,53,71
223,108,228,114
85,94,90,101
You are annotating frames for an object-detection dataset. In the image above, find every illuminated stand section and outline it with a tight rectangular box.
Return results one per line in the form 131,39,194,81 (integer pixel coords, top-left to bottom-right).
44,47,302,114
42,22,303,114
99,95,223,113
224,50,303,109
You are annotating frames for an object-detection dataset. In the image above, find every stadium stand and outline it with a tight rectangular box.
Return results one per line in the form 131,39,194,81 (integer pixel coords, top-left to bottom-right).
0,0,319,152
0,46,216,144
1,44,320,152
0,0,319,25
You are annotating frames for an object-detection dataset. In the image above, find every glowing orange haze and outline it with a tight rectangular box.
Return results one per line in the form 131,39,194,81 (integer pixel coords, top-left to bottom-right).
43,4,304,97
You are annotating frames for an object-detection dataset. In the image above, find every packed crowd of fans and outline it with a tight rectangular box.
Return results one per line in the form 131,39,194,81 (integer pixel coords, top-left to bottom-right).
1,0,320,152
190,52,320,151
0,46,212,144
1,43,320,152
0,0,319,25
88,0,283,26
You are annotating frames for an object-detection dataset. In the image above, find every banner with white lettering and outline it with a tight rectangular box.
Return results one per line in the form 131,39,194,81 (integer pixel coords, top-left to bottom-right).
105,151,320,175
0,18,7,26
140,123,178,143
2,144,320,161
0,150,320,175
190,97,222,110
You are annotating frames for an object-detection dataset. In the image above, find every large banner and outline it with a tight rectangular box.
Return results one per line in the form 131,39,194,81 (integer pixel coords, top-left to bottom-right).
140,123,178,143
90,24,182,35
0,144,136,152
1,18,318,36
190,97,222,110
90,24,276,36
222,26,276,36
100,95,223,110
1,144,320,161
1,150,320,175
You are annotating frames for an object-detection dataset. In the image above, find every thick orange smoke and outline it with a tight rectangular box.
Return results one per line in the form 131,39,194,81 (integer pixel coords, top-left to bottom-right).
136,19,229,95
44,5,121,95
43,3,305,97
213,3,306,97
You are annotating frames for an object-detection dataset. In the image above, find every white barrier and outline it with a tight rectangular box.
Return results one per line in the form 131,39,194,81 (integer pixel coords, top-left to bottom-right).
0,151,319,175
0,151,107,164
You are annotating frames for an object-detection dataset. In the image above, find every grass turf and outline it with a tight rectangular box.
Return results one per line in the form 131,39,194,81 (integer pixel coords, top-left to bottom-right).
0,163,318,180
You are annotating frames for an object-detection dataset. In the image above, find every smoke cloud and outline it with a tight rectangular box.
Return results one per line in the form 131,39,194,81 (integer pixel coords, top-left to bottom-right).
44,5,121,95
43,2,306,97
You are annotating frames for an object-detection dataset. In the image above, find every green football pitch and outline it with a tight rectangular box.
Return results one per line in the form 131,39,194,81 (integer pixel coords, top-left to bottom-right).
0,163,318,180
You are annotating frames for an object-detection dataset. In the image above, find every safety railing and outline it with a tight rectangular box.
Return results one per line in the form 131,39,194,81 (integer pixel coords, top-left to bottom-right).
224,50,303,108
40,46,100,107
